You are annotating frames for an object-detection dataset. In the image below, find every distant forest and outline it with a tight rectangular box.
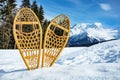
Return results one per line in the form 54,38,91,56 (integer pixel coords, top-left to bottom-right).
0,0,50,49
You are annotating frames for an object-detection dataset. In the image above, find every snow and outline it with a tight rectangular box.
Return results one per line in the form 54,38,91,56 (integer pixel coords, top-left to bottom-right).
69,22,118,46
94,22,102,28
70,22,118,41
70,23,89,36
58,40,120,65
87,28,117,41
0,40,120,80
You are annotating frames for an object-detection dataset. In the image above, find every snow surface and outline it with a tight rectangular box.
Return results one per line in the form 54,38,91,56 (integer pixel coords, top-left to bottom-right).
0,40,120,80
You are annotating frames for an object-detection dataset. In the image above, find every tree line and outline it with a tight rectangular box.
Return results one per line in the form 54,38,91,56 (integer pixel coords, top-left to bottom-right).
0,0,50,49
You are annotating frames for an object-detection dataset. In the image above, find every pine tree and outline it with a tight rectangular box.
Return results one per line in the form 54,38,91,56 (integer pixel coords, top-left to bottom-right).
31,2,44,25
42,19,50,37
43,19,50,32
0,0,7,21
0,0,16,49
0,23,11,49
31,0,39,16
42,19,50,48
38,5,44,25
21,0,30,8
0,0,16,20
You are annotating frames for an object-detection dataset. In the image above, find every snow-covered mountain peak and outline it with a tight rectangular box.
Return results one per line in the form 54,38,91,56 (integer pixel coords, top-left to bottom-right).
70,23,91,36
71,23,90,29
94,22,102,29
69,22,118,46
87,28,117,41
70,22,118,41
71,22,103,36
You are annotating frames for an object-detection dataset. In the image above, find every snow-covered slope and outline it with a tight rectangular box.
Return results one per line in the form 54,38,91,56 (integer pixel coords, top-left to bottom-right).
58,40,120,65
69,22,118,46
0,40,120,80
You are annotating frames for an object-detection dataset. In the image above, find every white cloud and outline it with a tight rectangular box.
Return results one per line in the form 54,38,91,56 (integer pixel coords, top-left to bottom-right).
100,3,111,11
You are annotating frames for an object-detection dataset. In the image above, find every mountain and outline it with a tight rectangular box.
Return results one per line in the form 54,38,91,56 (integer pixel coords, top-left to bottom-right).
68,22,118,46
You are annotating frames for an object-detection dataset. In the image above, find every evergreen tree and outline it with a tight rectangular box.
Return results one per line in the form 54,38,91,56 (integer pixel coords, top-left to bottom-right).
43,19,50,33
42,19,50,48
31,0,39,16
38,5,44,25
0,23,11,49
0,0,16,49
0,0,7,21
31,2,44,25
21,0,30,8
42,19,50,36
0,0,16,20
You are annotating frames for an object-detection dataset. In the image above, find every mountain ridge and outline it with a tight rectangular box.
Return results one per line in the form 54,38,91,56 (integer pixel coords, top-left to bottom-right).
68,22,118,47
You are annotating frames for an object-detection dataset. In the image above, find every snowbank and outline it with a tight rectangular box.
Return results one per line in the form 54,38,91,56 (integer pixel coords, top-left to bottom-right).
0,40,120,80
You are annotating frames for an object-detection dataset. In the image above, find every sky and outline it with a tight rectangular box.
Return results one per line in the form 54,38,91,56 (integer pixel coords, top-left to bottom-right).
17,0,120,28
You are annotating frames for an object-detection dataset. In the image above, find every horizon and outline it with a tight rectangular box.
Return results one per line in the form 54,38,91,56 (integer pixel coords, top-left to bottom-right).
16,0,120,29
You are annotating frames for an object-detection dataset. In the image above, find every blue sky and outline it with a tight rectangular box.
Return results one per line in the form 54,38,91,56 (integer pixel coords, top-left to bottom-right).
17,0,120,28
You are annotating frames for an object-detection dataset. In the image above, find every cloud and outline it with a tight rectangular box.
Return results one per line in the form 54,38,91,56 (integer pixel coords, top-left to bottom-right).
100,3,111,11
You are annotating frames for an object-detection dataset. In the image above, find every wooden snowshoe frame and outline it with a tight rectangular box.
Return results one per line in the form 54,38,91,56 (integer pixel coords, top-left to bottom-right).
42,14,70,67
13,8,42,70
13,8,70,70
